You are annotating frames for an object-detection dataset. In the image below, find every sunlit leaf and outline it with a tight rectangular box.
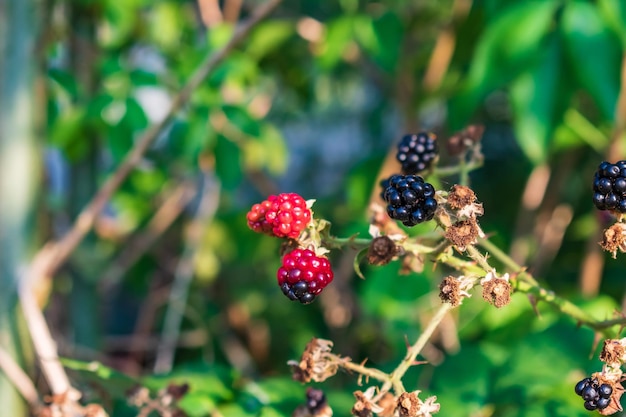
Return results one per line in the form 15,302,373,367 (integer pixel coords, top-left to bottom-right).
561,1,621,121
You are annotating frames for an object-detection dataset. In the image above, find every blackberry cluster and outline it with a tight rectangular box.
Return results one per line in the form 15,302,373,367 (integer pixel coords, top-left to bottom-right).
305,388,327,415
593,161,626,212
575,377,612,411
380,174,437,226
277,249,333,304
396,132,438,174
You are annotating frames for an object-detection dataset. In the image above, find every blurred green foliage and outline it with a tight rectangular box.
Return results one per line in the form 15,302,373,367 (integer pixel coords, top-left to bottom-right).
34,0,626,415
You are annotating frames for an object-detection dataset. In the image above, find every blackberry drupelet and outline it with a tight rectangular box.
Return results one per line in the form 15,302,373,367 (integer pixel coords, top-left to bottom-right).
247,193,312,238
396,132,438,174
277,249,333,304
380,174,438,227
574,377,612,411
593,160,626,213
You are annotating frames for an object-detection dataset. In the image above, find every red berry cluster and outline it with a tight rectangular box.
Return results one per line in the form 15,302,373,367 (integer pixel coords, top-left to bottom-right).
277,249,334,304
247,193,333,304
246,193,312,239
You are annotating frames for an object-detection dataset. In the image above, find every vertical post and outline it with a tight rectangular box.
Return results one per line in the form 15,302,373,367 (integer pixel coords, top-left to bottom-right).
0,0,40,414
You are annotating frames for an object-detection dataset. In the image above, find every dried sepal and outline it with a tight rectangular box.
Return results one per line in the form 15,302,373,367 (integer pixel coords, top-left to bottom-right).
352,387,383,417
288,338,341,383
376,392,397,417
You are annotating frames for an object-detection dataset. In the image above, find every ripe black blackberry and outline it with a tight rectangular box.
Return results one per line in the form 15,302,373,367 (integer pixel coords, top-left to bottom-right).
593,160,626,213
380,174,438,227
396,132,438,174
574,377,612,411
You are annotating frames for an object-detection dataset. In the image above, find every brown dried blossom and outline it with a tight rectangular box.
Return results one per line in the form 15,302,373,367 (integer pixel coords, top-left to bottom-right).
397,391,440,417
439,275,473,307
288,338,339,383
481,272,511,308
352,387,383,417
447,185,477,210
600,339,626,367
368,236,399,266
600,223,626,258
445,219,481,251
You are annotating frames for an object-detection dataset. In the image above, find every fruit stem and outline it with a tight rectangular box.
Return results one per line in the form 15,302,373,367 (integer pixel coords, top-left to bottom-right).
477,237,539,285
322,236,372,250
433,158,483,179
326,354,391,383
373,303,453,402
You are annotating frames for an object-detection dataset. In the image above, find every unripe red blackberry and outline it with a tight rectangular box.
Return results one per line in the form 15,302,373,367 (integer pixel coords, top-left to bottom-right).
277,249,333,304
593,160,626,213
396,132,438,174
247,193,312,239
380,174,438,227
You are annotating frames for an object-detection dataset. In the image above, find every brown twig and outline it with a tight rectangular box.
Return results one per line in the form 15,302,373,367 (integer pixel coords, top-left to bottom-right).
32,0,283,286
0,345,40,410
154,171,221,373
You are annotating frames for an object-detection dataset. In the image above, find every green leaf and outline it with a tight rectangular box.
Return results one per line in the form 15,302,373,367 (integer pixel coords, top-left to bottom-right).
48,68,79,100
222,105,261,137
449,2,559,128
510,33,567,164
215,134,243,190
598,0,626,46
317,16,354,69
561,1,621,121
246,21,295,60
60,358,138,398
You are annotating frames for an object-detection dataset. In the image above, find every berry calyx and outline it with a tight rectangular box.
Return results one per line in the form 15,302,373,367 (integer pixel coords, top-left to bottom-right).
277,248,333,304
380,174,438,227
396,132,438,174
593,161,626,213
247,193,312,239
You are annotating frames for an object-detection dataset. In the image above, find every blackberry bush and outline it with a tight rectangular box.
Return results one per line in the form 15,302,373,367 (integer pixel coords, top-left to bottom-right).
380,174,438,226
593,161,626,213
396,132,438,174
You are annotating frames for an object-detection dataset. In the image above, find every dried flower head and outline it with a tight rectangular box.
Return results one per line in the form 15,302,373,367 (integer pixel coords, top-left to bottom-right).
397,391,440,417
600,223,626,258
445,219,481,251
447,185,477,210
368,236,399,266
288,338,339,383
352,387,383,417
293,388,333,417
481,272,512,308
600,338,626,367
439,275,473,307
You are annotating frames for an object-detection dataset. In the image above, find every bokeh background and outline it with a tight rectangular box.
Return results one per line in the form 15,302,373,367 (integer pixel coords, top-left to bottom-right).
2,0,626,416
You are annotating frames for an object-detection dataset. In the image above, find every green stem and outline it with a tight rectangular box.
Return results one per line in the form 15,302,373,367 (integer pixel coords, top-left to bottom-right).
322,236,372,250
374,303,453,401
327,354,390,383
434,158,483,180
478,238,539,286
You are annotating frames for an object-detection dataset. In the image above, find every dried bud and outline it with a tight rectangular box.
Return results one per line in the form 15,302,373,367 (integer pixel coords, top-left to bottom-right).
367,236,399,265
352,387,383,417
447,185,477,210
288,338,339,383
481,272,511,308
600,223,626,258
445,219,481,251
